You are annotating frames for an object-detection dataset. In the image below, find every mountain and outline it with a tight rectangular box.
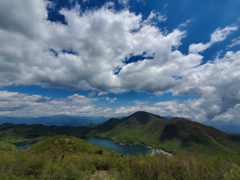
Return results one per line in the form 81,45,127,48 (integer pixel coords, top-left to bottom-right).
202,121,240,134
163,116,240,134
1,111,240,155
0,115,109,126
93,111,240,155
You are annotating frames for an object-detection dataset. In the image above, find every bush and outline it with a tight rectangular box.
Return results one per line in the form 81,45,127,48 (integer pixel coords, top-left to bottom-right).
223,164,240,180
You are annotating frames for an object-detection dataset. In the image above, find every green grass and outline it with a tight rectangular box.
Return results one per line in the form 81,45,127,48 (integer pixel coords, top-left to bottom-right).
0,135,239,180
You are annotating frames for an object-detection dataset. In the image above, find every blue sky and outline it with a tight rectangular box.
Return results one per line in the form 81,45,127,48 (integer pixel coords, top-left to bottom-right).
0,0,240,125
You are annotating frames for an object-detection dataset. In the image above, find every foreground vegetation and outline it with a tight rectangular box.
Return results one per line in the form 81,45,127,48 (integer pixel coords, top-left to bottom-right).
0,135,240,180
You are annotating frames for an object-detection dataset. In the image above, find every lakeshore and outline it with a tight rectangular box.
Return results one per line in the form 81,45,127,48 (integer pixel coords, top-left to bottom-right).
114,141,172,156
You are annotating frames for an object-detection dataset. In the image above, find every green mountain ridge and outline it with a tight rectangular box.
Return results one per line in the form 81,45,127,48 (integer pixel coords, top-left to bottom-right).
91,111,240,155
0,111,240,156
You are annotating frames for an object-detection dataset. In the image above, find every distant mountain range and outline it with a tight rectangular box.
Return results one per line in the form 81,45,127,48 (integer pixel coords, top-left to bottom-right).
0,115,110,126
1,114,239,134
1,111,239,155
163,116,240,134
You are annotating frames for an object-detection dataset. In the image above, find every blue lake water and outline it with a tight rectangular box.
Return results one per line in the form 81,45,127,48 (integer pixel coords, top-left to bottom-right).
83,137,151,155
16,137,151,155
16,143,34,150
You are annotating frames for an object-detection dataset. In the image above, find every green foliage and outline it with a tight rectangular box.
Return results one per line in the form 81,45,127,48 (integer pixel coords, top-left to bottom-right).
0,135,239,179
223,164,240,180
88,123,97,128
0,141,17,151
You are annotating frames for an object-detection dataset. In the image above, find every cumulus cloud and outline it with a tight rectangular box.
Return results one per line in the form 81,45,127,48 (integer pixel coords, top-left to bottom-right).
88,91,96,98
0,91,101,117
115,100,190,118
106,97,117,103
189,26,238,53
115,49,240,123
175,51,240,123
0,0,240,123
35,97,53,103
0,0,201,94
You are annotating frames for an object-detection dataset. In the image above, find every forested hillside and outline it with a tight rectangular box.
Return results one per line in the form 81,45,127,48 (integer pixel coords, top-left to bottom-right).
91,112,240,155
1,111,240,156
0,135,240,180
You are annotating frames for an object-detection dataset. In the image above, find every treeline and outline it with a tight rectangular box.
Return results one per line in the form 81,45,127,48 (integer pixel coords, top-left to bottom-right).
0,136,240,180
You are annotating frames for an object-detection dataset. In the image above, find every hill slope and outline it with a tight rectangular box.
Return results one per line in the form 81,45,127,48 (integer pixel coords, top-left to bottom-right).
26,135,119,157
1,111,240,155
93,111,240,155
0,123,92,145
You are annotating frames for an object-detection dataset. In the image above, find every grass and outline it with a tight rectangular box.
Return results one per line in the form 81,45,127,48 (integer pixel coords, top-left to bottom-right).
0,135,239,180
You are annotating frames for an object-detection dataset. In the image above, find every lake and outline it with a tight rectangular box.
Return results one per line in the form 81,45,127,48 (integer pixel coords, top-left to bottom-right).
16,143,34,150
83,137,151,155
16,137,151,155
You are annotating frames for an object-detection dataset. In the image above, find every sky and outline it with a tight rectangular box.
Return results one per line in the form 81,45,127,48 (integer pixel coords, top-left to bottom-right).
0,0,240,125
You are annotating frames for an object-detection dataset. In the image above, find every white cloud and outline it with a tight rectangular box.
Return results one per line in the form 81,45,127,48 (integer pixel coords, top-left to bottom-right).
145,11,167,24
0,91,100,117
212,104,240,122
132,100,148,105
175,51,240,122
103,108,112,113
98,92,108,96
88,91,96,98
158,15,167,22
0,0,200,94
0,0,49,39
118,0,129,7
0,0,240,124
178,20,190,28
106,97,117,103
66,94,98,104
189,26,238,53
115,100,190,118
210,26,238,42
227,36,240,49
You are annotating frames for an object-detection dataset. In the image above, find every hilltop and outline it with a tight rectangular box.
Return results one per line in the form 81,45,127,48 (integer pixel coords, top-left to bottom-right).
26,135,120,157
